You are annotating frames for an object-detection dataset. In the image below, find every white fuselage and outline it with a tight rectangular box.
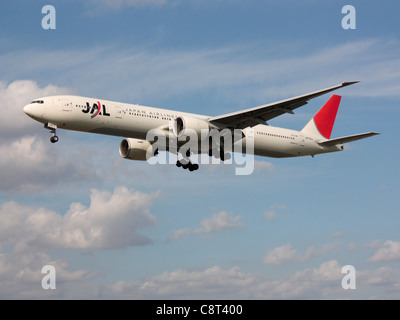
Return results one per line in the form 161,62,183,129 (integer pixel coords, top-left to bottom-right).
23,95,342,158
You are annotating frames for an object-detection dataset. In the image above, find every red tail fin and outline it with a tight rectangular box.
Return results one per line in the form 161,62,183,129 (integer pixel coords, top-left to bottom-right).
313,95,341,139
301,95,341,140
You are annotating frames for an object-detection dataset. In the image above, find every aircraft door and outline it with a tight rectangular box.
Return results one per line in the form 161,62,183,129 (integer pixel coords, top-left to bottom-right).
61,98,72,112
115,106,122,119
299,134,305,147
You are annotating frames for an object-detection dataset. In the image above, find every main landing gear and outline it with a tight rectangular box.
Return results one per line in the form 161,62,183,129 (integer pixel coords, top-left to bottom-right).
176,160,199,171
45,123,59,143
176,148,199,172
174,145,232,172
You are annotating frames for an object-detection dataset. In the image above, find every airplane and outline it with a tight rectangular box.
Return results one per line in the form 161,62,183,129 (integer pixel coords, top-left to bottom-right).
23,81,379,172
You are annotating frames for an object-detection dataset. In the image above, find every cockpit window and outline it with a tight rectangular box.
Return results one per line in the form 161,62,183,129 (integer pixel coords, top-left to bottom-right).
30,100,44,104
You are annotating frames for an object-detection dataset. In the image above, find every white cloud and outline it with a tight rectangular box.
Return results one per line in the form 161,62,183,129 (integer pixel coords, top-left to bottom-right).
263,244,297,265
303,242,339,261
169,211,244,241
368,240,400,262
169,227,191,241
263,242,340,265
55,187,159,249
0,136,98,193
264,203,286,220
0,186,161,298
359,266,400,288
275,260,343,298
109,265,256,299
2,247,400,299
0,249,97,299
0,186,159,250
100,260,400,299
195,211,243,233
264,210,276,220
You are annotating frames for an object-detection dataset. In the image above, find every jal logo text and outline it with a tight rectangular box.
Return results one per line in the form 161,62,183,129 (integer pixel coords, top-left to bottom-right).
82,101,111,119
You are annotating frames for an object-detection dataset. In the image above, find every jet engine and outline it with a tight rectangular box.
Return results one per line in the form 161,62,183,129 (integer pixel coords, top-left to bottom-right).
119,138,153,161
172,116,210,138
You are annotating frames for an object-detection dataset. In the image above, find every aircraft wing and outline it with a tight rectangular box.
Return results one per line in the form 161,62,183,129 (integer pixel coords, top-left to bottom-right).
209,81,359,129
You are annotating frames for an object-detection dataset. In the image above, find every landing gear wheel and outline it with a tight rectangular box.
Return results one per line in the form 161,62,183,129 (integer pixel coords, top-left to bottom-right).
176,159,199,171
46,124,59,144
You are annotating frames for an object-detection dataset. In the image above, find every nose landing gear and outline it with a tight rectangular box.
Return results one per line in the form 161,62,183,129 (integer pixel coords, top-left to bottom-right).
50,134,59,143
45,123,59,143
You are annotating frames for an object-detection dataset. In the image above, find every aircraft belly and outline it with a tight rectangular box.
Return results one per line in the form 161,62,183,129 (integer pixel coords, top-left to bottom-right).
89,127,146,139
88,117,154,139
253,144,297,158
252,136,297,158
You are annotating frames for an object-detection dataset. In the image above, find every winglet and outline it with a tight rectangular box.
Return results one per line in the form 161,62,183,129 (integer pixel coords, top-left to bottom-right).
342,81,360,87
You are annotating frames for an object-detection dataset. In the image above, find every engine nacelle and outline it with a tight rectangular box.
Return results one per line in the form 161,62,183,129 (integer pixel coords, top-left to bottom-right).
172,116,210,138
119,138,153,161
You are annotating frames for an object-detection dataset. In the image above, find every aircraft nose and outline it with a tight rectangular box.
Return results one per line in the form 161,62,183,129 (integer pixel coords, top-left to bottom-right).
23,102,44,120
23,104,33,115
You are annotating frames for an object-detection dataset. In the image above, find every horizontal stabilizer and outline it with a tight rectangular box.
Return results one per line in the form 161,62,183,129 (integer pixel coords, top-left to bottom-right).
318,132,380,146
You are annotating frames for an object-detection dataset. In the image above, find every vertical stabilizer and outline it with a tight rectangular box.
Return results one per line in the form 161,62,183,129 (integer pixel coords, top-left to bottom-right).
301,95,341,140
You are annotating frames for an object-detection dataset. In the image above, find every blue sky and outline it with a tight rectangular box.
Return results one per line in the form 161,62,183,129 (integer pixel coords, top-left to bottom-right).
0,0,399,299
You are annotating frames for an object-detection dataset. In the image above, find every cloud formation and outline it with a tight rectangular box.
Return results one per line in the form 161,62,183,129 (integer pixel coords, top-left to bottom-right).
368,240,400,262
103,260,400,299
3,255,400,299
264,203,286,220
0,249,97,299
263,242,339,265
169,211,244,241
0,186,160,298
0,186,159,250
263,244,297,265
0,136,98,193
